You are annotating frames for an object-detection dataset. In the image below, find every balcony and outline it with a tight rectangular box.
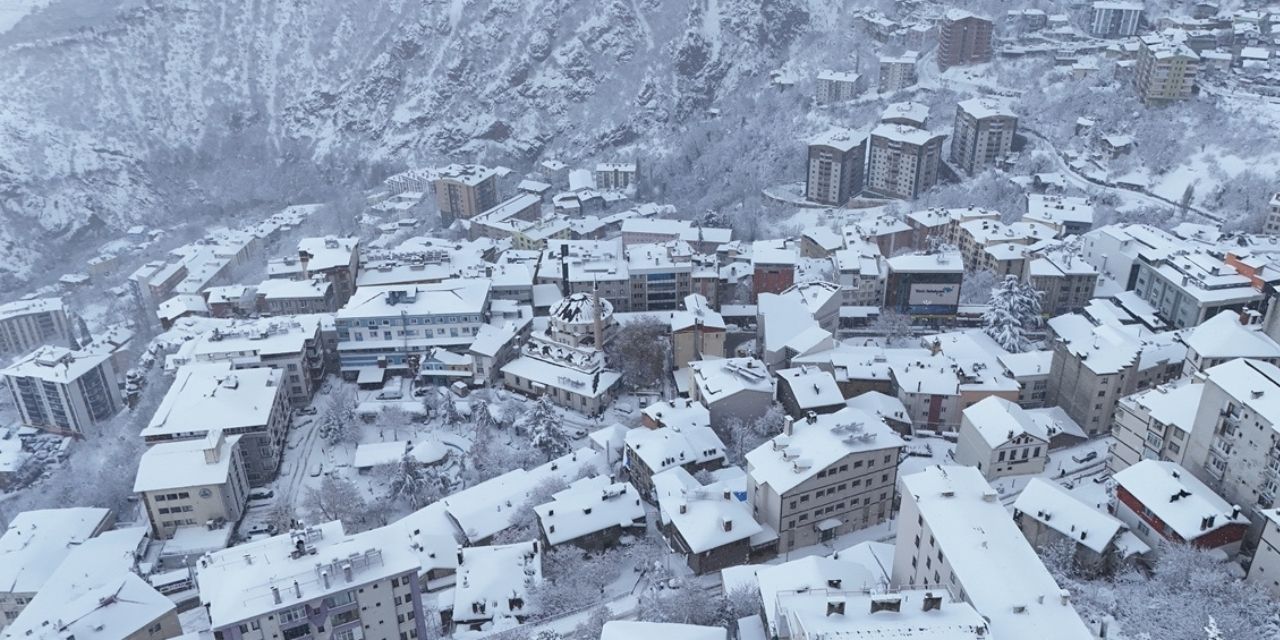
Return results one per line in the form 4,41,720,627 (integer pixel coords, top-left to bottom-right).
1210,438,1233,459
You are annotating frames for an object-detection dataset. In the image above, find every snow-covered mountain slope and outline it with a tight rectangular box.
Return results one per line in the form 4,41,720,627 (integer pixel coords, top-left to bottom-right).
0,0,829,286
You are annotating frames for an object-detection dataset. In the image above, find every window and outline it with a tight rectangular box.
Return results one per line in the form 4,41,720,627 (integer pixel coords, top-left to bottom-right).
280,606,307,624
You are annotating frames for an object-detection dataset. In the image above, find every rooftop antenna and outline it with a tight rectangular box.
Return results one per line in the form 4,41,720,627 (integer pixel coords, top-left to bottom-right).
592,277,604,349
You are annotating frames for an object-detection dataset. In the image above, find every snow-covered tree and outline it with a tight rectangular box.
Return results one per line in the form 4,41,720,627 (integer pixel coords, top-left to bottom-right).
724,403,787,462
605,316,670,391
387,454,446,509
526,396,571,460
472,398,498,432
323,383,360,446
960,269,999,304
869,309,914,347
491,477,570,544
983,275,1042,353
438,390,463,427
304,476,372,531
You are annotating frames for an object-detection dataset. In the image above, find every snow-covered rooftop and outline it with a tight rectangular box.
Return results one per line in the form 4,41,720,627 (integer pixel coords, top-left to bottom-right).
776,365,845,410
689,357,774,402
0,508,112,595
900,466,1093,640
957,97,1016,120
1014,478,1135,555
652,466,761,554
142,363,282,440
1113,460,1247,541
197,521,420,629
1182,311,1280,360
451,541,542,624
871,123,943,146
961,396,1047,448
626,423,726,475
134,432,241,493
809,127,867,153
746,407,904,496
534,479,645,546
1,345,112,384
337,279,490,319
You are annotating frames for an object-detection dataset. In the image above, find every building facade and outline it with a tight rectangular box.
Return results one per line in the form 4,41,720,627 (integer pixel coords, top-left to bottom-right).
866,125,945,200
937,11,993,70
805,129,867,207
950,98,1017,176
0,298,71,355
2,346,121,435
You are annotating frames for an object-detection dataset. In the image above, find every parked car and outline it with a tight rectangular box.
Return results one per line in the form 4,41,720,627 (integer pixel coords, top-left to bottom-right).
296,406,318,416
1072,451,1099,464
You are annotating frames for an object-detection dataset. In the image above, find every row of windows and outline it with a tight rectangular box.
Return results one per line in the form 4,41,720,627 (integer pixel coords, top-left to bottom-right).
154,492,191,501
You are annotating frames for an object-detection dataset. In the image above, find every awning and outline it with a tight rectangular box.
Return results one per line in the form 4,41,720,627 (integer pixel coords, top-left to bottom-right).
816,517,843,532
357,367,386,385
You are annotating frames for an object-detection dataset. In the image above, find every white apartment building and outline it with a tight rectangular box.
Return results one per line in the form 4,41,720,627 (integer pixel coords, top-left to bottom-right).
141,363,289,486
1132,250,1263,329
688,357,776,429
1110,382,1203,474
134,430,250,540
891,466,1093,639
196,522,428,640
815,70,862,103
1135,32,1199,103
167,316,327,404
2,346,121,435
949,98,1017,176
335,279,491,377
1179,310,1280,375
746,408,905,552
1247,509,1280,597
0,298,71,355
866,124,946,200
1185,358,1280,523
954,396,1049,479
1090,1,1143,37
1266,193,1280,235
878,52,919,93
832,240,886,307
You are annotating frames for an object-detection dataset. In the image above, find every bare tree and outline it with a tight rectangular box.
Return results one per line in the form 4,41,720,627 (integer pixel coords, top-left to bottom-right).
605,317,670,391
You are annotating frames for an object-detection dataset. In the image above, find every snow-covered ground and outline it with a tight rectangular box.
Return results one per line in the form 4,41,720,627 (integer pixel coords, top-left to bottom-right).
0,0,52,34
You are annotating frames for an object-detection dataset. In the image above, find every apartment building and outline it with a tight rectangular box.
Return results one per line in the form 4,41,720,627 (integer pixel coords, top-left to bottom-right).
134,430,250,540
950,98,1017,176
651,467,761,573
865,124,945,200
832,241,886,307
883,252,964,318
1135,33,1199,103
534,478,645,550
815,70,862,103
688,357,775,430
167,316,328,404
625,241,694,311
432,163,499,224
1024,194,1095,238
595,162,638,191
1247,509,1280,597
1026,249,1099,316
623,421,727,499
141,363,289,486
1090,1,1143,37
805,128,867,207
752,241,799,301
1184,358,1280,523
0,508,114,632
1112,460,1249,555
1181,310,1280,375
746,409,905,552
954,396,1049,479
1079,223,1182,290
335,280,491,377
879,101,928,129
197,522,428,640
1109,382,1204,474
2,346,121,435
670,294,726,369
891,466,1093,640
0,298,71,355
1013,478,1148,571
267,237,361,306
1045,313,1184,436
253,278,337,315
1132,250,1263,328
619,217,731,254
878,52,919,92
937,10,993,70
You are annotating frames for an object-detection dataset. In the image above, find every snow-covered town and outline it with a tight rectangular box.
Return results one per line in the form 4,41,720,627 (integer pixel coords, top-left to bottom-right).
3,1,1280,640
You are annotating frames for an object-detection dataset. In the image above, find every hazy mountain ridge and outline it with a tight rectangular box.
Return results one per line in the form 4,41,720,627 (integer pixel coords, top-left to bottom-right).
0,0,816,285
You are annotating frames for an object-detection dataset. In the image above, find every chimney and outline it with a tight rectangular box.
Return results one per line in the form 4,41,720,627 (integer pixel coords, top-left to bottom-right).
560,244,570,286
721,517,733,532
679,502,688,515
826,600,847,616
784,416,794,436
870,596,902,614
1232,505,1242,519
1059,589,1071,605
292,580,302,599
321,570,330,589
343,562,353,582
806,410,818,425
299,250,312,280
922,592,943,612
271,586,281,604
